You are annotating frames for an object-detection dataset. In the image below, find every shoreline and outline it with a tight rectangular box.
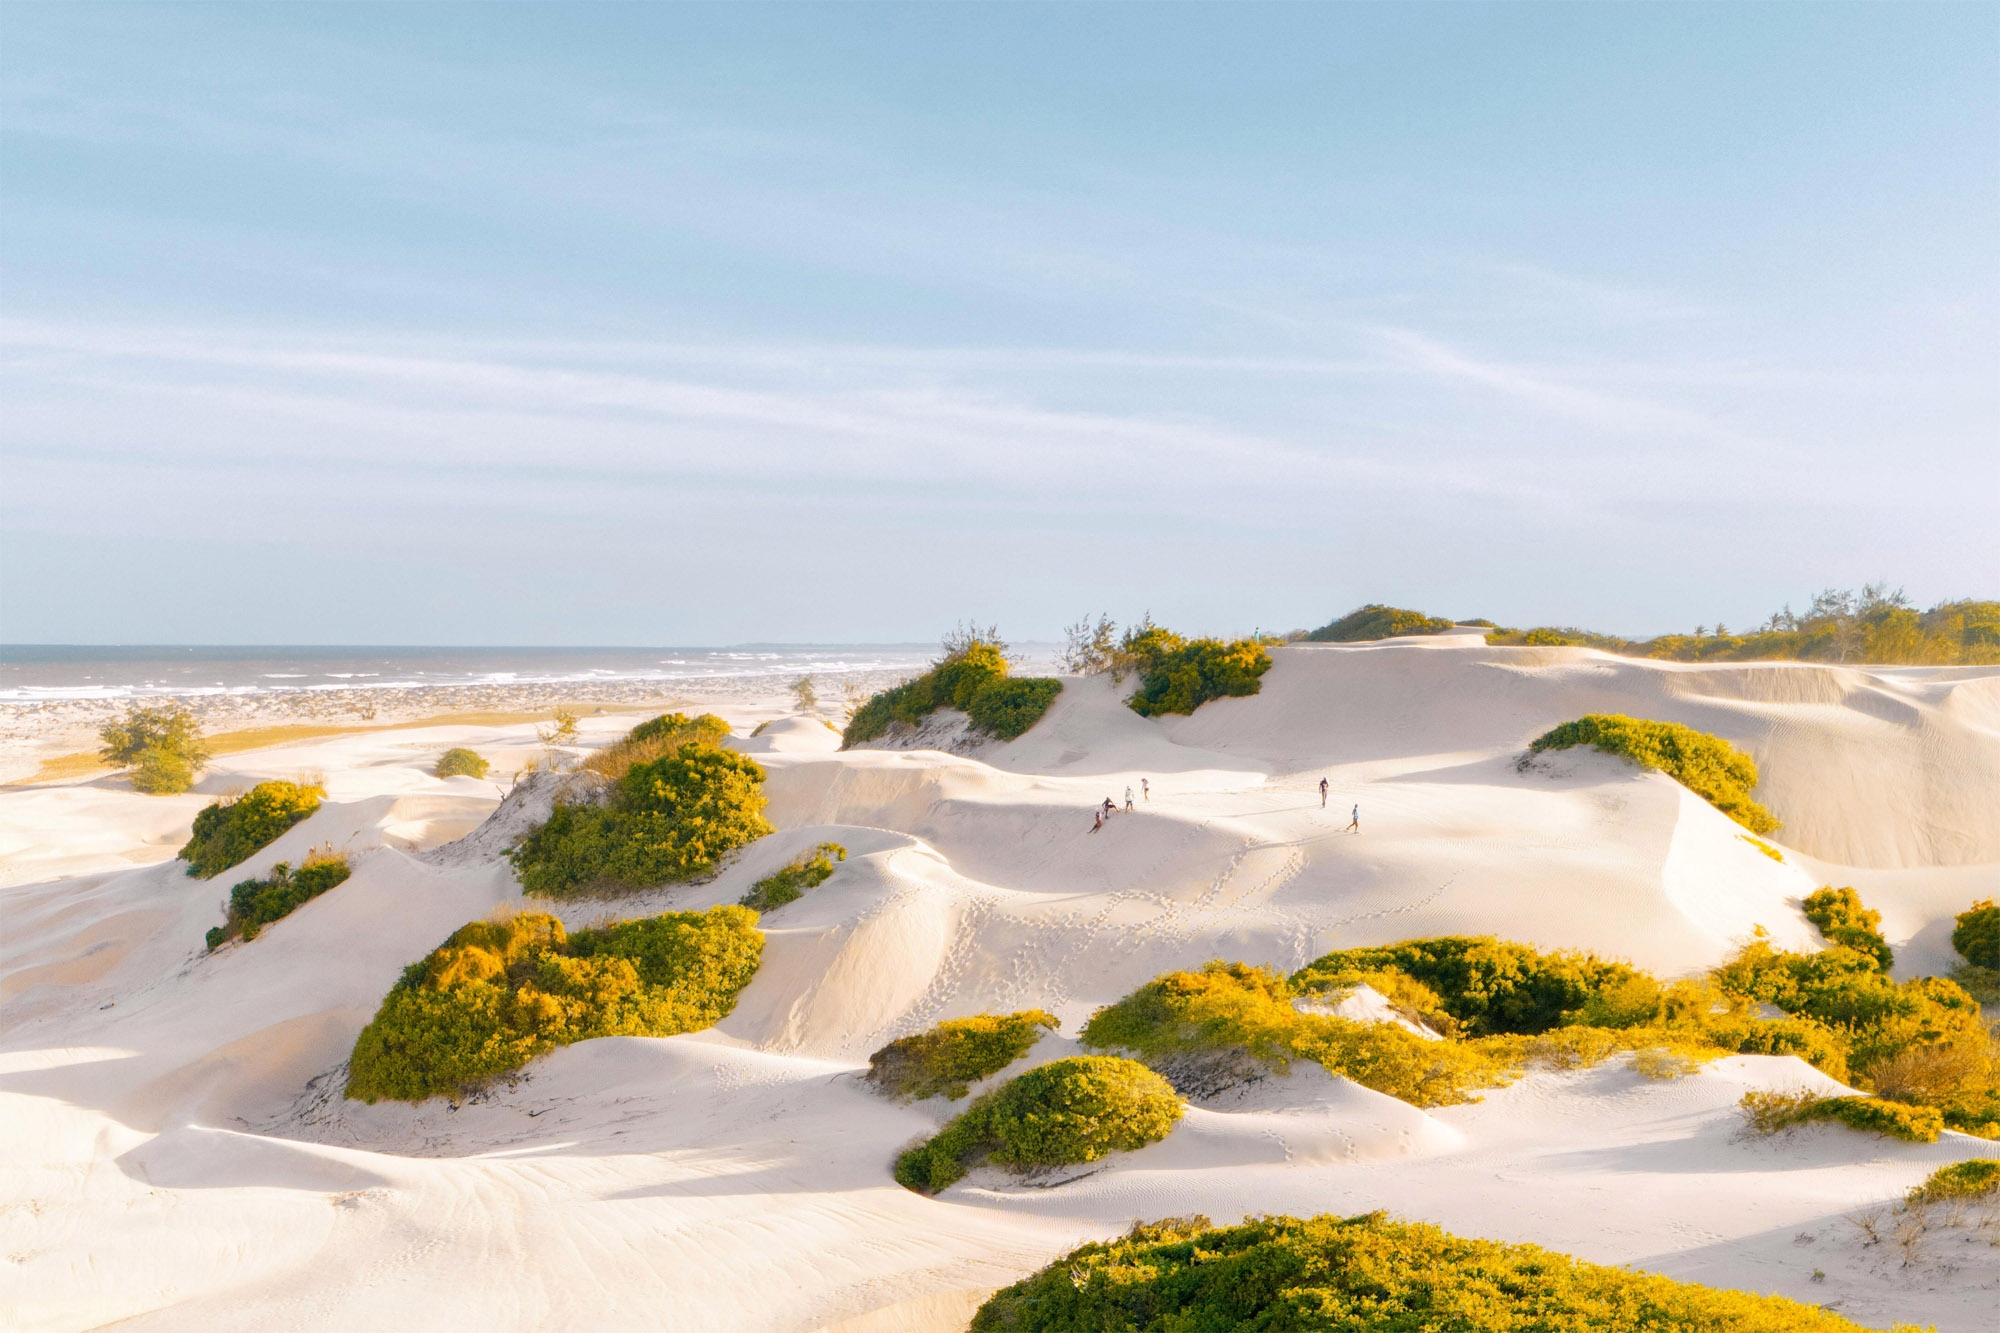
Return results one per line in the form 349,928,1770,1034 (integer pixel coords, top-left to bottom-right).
0,667,912,785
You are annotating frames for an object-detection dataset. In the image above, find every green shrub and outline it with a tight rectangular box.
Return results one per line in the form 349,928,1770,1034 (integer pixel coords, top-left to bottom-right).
179,780,323,878
969,1212,1900,1333
1117,623,1272,717
1083,961,1510,1108
1738,1089,1943,1143
582,712,732,780
1529,713,1779,834
964,677,1063,740
205,850,351,949
1802,885,1894,970
740,842,846,910
1949,962,2000,1006
842,636,1061,747
1908,1158,2000,1204
345,905,762,1102
893,1055,1181,1194
434,748,490,779
511,742,773,898
1711,928,1986,1081
1953,898,2000,971
1293,936,1659,1037
866,1010,1060,1101
1306,604,1456,642
99,705,212,795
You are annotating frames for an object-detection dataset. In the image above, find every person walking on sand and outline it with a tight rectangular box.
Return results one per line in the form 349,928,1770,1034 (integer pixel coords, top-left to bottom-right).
1141,777,1150,801
1346,803,1360,834
1091,809,1103,833
1124,785,1135,812
1319,777,1329,808
1103,796,1116,817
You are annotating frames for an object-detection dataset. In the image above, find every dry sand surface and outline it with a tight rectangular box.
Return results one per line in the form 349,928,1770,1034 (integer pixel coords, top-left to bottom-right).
3,637,1998,1331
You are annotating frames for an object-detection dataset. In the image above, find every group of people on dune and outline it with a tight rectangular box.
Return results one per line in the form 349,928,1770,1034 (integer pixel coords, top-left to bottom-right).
1089,775,1358,833
1089,778,1147,832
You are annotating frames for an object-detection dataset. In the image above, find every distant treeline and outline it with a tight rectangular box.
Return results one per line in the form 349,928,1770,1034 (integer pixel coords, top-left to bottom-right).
1306,586,2000,666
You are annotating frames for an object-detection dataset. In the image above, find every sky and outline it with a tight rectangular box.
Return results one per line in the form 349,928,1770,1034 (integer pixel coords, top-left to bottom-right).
2,2,1995,645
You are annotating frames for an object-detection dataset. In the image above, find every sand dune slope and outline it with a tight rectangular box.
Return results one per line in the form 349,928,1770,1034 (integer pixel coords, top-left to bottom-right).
3,640,1997,1331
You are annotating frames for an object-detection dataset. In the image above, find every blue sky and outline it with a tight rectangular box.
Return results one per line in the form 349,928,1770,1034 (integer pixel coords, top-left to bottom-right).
2,2,1995,644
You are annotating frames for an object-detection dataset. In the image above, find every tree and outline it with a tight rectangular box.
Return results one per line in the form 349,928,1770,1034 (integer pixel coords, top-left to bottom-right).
99,706,211,795
1058,614,1118,675
536,707,580,746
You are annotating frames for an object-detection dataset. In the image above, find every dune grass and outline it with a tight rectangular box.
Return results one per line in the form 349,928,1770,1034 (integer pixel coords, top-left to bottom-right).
969,1212,1914,1332
433,747,490,779
179,779,323,878
1529,713,1779,834
345,905,762,1103
865,1010,1059,1101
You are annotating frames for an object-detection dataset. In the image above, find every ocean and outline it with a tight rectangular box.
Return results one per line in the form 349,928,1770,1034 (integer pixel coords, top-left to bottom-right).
0,645,945,704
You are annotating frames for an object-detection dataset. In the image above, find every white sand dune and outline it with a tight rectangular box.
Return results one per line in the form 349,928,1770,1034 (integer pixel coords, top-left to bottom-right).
3,639,1997,1331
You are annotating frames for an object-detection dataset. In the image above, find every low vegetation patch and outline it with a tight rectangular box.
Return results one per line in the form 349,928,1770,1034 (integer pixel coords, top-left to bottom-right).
345,905,762,1102
843,630,1062,747
1715,919,1998,1136
433,747,490,779
1803,885,1895,971
1481,585,1999,665
511,742,773,897
1082,961,1511,1108
739,842,846,910
866,1010,1059,1101
1740,834,1783,862
205,849,351,949
969,1212,1897,1333
1116,621,1272,718
1294,936,1662,1037
1305,604,1456,642
1739,1089,1943,1143
179,779,323,878
99,705,212,794
1954,899,2000,971
582,712,732,780
1908,1158,2000,1204
1529,713,1779,833
894,1055,1181,1194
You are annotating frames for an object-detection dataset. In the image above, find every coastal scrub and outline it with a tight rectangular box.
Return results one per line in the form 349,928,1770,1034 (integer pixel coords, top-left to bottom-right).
179,779,323,878
866,1010,1059,1101
893,1055,1181,1193
1529,713,1779,833
205,849,351,949
969,1212,1912,1332
345,905,762,1102
511,742,773,897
